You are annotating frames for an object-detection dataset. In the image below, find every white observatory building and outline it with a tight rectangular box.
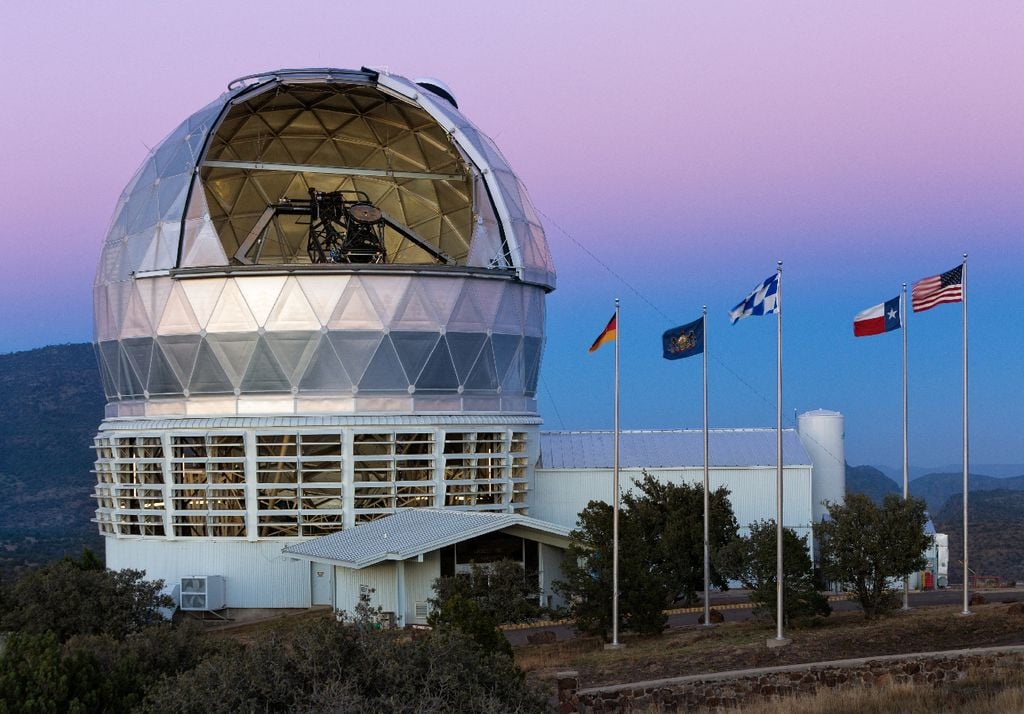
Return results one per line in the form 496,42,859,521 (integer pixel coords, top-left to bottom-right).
92,68,556,608
90,67,848,616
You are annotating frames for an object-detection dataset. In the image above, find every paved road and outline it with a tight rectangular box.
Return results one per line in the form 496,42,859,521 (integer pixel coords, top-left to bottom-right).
504,587,1024,646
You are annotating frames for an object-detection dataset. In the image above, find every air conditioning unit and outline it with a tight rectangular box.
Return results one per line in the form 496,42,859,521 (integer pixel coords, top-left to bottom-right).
179,575,226,611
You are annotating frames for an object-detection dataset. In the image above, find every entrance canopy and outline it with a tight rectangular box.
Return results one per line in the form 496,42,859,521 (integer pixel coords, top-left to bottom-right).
282,508,570,569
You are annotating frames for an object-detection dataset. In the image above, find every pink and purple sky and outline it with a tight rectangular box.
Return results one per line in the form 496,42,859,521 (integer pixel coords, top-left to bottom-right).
1,1,1022,470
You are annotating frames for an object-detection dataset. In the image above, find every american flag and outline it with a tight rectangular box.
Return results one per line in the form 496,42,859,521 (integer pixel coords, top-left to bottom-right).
912,264,963,312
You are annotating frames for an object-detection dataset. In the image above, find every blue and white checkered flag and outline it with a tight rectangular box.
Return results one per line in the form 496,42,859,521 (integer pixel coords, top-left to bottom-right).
730,273,779,324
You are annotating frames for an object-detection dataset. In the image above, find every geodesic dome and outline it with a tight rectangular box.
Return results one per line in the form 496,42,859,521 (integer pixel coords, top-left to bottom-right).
92,68,553,413
95,67,554,289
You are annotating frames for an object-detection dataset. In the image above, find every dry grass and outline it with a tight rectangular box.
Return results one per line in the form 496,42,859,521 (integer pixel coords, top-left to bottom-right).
704,660,1024,714
517,603,1024,690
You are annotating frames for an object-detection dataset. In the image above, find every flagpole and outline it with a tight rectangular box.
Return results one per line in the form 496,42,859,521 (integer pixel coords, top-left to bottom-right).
961,255,971,616
702,305,711,628
771,260,788,646
902,282,910,610
611,297,623,646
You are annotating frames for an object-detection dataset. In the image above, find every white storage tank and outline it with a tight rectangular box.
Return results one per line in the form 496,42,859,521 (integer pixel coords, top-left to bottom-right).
797,409,846,523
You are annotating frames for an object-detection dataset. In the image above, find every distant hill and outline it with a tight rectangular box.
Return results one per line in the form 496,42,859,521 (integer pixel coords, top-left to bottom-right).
0,343,105,579
910,472,1024,515
873,464,1024,481
845,463,900,504
933,490,1024,584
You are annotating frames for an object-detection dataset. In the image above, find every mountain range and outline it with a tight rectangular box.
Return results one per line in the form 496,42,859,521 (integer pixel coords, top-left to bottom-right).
933,490,1024,584
0,344,105,580
846,463,1024,516
1,342,1022,582
873,463,1024,481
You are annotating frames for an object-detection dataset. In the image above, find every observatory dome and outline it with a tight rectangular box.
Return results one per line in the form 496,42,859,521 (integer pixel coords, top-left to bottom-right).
92,68,554,574
92,68,554,416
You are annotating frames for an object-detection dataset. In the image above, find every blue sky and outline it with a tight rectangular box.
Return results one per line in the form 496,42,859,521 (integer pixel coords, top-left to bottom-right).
1,1,1021,469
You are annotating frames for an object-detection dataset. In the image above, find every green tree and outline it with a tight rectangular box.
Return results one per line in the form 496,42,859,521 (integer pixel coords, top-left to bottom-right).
430,559,540,625
140,617,548,713
428,560,540,656
814,493,931,619
64,546,105,571
553,500,624,639
554,476,740,639
0,561,171,641
0,624,215,713
624,473,740,605
427,591,513,657
718,520,830,624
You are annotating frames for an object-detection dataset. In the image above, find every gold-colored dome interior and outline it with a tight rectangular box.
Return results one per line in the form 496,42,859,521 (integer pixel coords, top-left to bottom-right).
200,82,475,267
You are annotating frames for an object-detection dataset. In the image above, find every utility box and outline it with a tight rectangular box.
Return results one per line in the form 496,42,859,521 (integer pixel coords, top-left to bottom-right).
180,575,226,611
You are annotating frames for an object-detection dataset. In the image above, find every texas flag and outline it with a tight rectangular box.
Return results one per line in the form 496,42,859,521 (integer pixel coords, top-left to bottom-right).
853,296,902,337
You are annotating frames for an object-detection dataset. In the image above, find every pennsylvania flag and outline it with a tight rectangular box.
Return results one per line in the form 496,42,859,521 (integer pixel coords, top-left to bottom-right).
662,318,704,360
588,314,617,353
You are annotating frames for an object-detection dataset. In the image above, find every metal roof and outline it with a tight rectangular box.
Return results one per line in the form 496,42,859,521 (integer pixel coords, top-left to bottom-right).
538,429,812,469
282,509,570,569
99,415,542,432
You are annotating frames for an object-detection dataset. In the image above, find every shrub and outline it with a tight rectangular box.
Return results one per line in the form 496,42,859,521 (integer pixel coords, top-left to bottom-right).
718,520,830,624
815,493,931,619
555,473,740,639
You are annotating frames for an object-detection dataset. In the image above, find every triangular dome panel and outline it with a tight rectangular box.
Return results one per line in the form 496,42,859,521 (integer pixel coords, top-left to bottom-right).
147,342,183,395
181,278,227,329
297,275,349,325
523,336,544,396
328,331,383,384
358,335,409,392
157,282,200,335
98,341,122,395
241,336,291,392
390,332,441,384
446,332,487,383
391,282,440,330
500,342,525,395
206,333,259,387
362,275,412,328
122,337,154,388
158,334,202,387
492,284,524,334
327,278,383,330
491,334,521,384
266,331,320,386
415,338,459,392
236,276,288,326
266,277,320,331
190,339,235,394
464,337,498,391
420,278,463,325
206,279,258,333
136,278,173,330
119,284,154,339
299,336,352,392
117,344,145,397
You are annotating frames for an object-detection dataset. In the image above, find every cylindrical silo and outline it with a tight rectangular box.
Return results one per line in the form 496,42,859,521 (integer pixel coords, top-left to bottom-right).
796,409,846,523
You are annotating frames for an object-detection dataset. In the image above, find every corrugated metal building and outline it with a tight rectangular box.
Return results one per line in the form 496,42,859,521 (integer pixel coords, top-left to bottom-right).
532,419,846,554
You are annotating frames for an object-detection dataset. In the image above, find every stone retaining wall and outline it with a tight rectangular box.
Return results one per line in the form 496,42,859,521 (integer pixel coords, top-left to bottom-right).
556,645,1024,712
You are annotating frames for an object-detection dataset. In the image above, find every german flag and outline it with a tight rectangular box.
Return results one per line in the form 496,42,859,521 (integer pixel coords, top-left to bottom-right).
588,314,617,353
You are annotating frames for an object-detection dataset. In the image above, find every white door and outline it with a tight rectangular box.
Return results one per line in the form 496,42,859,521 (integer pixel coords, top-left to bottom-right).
311,563,334,606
